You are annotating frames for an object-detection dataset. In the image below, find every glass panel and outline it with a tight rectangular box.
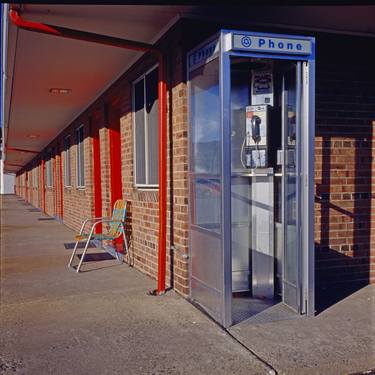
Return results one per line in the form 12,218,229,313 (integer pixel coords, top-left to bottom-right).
76,127,85,187
46,154,53,187
80,128,85,186
76,131,80,186
230,63,252,294
64,137,71,186
189,57,223,322
49,159,52,186
190,59,221,175
192,177,221,233
283,65,298,286
46,160,48,186
134,80,146,185
146,68,159,185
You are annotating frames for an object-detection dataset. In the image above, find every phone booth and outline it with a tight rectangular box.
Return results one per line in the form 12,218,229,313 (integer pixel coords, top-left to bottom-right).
188,30,315,328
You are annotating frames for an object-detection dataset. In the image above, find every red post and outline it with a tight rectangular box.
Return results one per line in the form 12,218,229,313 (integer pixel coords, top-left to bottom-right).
157,55,167,294
108,107,123,208
53,154,57,216
41,159,46,213
59,148,64,219
108,107,123,251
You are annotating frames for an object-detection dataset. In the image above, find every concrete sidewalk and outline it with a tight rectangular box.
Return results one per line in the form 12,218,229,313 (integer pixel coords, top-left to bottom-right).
229,285,375,375
0,195,270,375
1,195,374,375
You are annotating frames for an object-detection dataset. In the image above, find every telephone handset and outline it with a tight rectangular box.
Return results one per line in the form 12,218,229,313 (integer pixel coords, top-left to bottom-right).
251,115,262,144
244,105,269,168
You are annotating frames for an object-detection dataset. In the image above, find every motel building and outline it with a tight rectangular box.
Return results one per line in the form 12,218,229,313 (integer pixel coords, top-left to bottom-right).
2,4,375,328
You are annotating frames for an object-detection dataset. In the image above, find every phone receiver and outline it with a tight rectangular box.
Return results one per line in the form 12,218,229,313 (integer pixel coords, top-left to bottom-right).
251,115,262,144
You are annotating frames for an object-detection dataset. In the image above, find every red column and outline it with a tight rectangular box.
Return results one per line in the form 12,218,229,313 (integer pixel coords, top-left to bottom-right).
59,147,64,219
108,106,123,251
53,154,57,216
109,107,123,207
41,159,46,213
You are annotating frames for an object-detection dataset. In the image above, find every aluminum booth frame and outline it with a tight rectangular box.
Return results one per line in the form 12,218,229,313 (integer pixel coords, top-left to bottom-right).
188,29,315,328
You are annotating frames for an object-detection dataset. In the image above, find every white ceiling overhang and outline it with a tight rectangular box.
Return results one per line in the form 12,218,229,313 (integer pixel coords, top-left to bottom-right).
2,4,195,172
3,5,375,173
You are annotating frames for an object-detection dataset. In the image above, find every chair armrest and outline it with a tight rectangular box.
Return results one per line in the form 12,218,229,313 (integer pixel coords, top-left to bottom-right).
86,218,125,236
79,217,110,234
86,218,123,237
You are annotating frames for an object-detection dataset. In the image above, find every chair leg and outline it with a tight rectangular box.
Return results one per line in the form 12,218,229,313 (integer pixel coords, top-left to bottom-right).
122,227,129,265
114,243,120,262
68,240,80,268
76,235,92,273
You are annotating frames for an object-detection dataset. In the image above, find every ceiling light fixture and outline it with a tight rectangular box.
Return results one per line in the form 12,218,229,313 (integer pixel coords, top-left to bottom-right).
49,88,72,94
27,134,39,139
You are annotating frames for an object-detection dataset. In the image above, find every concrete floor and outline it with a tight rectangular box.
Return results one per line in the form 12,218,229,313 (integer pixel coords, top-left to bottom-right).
229,285,375,375
0,195,270,375
1,195,374,375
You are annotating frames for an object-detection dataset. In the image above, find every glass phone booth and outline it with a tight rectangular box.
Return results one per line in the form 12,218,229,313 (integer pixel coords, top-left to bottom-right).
188,30,315,328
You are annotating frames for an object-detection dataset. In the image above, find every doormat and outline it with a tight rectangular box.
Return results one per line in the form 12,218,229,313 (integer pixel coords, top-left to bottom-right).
76,252,115,262
64,242,96,249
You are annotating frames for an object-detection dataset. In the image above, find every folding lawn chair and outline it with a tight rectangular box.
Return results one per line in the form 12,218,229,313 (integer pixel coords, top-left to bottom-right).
68,199,128,272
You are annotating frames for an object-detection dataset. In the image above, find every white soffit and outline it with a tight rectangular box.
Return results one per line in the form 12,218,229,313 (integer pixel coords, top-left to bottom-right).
4,4,192,172
4,5,375,173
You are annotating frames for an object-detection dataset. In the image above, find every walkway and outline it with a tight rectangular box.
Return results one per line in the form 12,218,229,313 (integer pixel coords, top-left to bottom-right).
0,195,269,375
1,195,374,375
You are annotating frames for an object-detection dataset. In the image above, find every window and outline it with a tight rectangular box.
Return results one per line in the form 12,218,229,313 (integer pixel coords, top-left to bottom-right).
33,164,38,188
64,136,72,187
76,125,85,188
133,66,158,186
46,153,53,187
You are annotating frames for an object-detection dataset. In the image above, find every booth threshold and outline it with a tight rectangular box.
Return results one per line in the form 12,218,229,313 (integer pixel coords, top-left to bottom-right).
232,293,304,326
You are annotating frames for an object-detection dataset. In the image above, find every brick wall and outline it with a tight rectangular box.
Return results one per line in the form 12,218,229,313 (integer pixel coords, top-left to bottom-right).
60,115,95,231
14,24,375,299
315,34,375,287
15,20,191,296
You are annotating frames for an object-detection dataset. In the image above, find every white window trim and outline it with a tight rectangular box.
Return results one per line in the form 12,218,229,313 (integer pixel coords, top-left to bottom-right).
132,64,159,189
35,166,38,188
76,125,85,189
64,135,72,188
46,158,53,187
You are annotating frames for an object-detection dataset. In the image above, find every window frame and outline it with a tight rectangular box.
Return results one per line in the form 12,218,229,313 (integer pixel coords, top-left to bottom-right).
64,135,72,188
32,163,38,188
75,125,85,189
132,64,159,189
45,152,53,188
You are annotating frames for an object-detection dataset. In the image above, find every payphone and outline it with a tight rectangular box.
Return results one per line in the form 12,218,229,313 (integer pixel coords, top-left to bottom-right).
244,104,270,168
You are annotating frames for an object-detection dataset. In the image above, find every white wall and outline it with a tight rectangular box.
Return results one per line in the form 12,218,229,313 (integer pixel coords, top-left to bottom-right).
0,159,15,194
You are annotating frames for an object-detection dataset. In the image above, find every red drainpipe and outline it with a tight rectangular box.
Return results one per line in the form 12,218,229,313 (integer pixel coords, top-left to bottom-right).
9,9,168,294
108,107,123,210
59,148,64,219
41,159,46,213
6,146,39,154
108,107,123,251
53,153,57,215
